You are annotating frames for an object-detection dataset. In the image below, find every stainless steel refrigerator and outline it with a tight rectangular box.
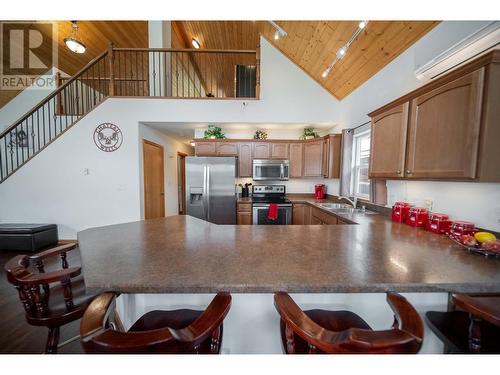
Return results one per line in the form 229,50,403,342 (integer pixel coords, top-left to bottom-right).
185,157,237,224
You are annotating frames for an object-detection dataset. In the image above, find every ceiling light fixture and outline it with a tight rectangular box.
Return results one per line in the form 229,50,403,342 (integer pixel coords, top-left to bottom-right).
269,21,287,40
321,21,369,79
64,21,86,54
191,38,201,49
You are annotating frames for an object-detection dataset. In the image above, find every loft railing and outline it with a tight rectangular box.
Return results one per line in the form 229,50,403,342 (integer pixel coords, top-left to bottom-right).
0,46,259,182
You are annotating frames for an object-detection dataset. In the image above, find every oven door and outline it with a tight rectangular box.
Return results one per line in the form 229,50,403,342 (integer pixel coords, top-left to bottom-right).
252,204,292,225
252,160,289,181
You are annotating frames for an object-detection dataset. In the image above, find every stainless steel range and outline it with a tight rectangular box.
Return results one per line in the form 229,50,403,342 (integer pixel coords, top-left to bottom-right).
252,185,292,225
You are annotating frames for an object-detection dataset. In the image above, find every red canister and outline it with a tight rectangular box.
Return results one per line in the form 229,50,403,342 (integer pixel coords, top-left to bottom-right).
449,221,476,239
406,207,428,228
426,213,451,234
392,202,411,223
314,184,326,200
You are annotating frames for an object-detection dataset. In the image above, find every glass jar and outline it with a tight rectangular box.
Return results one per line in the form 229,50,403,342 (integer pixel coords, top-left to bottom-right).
426,213,451,234
406,207,428,228
392,202,411,223
449,221,476,239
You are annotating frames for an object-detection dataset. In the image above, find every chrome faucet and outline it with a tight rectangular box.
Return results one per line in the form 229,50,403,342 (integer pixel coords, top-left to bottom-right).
338,196,358,208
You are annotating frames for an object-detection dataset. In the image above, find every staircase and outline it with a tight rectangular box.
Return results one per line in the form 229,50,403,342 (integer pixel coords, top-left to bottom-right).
0,46,258,183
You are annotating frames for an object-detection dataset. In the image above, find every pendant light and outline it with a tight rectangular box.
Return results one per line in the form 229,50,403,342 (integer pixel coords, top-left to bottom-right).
64,21,87,54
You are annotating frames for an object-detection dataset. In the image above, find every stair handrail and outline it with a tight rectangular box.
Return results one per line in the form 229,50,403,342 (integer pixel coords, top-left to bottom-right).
0,50,109,139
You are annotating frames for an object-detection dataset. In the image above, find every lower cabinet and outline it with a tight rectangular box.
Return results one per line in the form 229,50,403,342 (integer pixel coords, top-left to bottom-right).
311,207,338,225
237,202,252,225
292,203,311,225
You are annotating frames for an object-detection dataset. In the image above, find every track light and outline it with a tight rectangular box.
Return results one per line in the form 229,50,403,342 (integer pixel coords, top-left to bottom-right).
321,21,369,79
269,21,287,40
191,38,200,49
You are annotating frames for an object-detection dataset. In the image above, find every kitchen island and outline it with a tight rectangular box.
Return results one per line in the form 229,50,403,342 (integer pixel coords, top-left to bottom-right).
77,208,500,354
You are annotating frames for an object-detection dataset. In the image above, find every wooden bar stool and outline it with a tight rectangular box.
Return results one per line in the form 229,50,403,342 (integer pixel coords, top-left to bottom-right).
425,294,500,353
274,292,424,354
4,243,94,353
80,292,231,353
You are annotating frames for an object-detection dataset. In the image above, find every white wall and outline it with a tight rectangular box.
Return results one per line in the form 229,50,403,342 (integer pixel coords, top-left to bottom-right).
138,125,193,217
336,21,500,232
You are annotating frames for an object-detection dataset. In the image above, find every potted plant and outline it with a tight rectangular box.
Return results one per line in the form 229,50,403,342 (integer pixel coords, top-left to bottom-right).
254,130,268,140
203,125,226,139
300,127,319,140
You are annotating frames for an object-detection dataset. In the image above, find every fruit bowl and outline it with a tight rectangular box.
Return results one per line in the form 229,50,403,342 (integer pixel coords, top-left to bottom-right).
449,235,500,258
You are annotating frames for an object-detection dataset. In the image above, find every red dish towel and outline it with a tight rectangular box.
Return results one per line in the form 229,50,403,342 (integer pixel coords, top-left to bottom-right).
267,203,279,221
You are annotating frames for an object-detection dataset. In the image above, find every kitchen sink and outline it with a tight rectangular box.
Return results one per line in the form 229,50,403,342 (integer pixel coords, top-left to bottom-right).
318,203,350,209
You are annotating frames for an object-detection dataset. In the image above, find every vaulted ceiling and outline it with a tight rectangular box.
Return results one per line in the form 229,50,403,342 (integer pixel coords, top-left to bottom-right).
174,21,439,99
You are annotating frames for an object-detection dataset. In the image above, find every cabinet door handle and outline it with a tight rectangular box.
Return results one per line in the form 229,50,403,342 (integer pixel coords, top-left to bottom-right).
397,170,401,174
406,170,412,174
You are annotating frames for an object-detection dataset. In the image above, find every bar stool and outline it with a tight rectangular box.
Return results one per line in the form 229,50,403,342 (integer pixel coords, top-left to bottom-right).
274,292,424,354
4,243,94,353
80,292,231,353
425,294,500,353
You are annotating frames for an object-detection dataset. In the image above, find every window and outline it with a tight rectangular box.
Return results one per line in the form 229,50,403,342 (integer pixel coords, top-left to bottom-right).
351,129,371,200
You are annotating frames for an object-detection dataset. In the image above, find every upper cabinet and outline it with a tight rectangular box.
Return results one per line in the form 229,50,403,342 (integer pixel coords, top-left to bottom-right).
271,143,289,159
216,142,239,156
323,135,342,179
238,143,253,177
303,140,324,177
368,51,500,182
289,143,303,178
369,103,408,178
253,143,271,159
406,69,483,179
195,142,216,156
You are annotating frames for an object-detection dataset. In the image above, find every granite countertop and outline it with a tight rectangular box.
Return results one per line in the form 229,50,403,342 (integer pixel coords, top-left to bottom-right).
78,200,500,294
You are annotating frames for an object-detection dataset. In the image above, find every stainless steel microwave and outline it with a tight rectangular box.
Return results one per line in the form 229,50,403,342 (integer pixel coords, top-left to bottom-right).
252,159,289,181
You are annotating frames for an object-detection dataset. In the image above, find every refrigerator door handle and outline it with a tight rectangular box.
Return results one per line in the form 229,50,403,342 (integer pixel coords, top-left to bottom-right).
203,165,208,220
206,165,211,221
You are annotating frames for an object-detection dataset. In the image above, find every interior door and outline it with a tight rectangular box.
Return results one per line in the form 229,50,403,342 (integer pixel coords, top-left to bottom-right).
143,140,165,219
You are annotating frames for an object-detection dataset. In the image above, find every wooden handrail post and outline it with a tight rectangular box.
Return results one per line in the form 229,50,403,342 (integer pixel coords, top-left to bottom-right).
255,43,260,99
108,42,115,96
55,71,63,115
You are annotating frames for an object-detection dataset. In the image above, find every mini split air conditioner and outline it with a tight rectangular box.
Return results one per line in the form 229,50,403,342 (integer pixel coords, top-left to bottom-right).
415,21,500,81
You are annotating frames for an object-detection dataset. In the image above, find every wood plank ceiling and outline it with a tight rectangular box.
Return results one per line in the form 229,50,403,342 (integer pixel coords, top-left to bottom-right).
0,21,148,108
174,21,439,99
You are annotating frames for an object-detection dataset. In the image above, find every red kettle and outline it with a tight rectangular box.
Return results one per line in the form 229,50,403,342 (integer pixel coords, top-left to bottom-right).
314,184,326,200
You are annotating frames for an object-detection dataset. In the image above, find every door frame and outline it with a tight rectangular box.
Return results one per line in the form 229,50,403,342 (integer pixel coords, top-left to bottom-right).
143,139,165,219
177,151,188,214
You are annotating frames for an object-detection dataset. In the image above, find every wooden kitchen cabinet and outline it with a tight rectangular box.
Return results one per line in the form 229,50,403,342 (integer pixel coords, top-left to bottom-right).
323,134,342,179
292,203,311,225
238,143,252,177
271,143,289,159
368,51,500,182
405,69,484,179
311,207,338,225
289,143,303,177
237,202,252,225
194,141,216,156
369,103,408,179
216,142,238,156
253,143,271,159
303,140,324,177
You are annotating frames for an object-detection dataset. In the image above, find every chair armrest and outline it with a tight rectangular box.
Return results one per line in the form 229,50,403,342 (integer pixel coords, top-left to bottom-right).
17,266,81,285
386,292,424,340
28,242,77,262
169,292,232,345
452,294,500,326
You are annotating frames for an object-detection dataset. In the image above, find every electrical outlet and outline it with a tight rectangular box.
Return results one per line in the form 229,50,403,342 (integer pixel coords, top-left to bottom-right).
424,198,433,211
495,206,500,224
83,168,90,175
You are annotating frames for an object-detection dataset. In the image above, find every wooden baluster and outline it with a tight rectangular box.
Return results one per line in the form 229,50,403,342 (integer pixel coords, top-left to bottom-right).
16,286,33,312
469,315,482,353
60,252,68,269
108,42,115,96
285,322,296,354
210,326,222,354
30,285,47,316
61,278,74,310
35,259,50,297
